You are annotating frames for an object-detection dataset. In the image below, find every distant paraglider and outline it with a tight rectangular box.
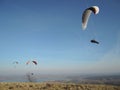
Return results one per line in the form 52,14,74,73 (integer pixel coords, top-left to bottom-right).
26,61,30,65
32,61,37,65
13,61,19,68
82,6,99,30
13,61,19,64
25,60,37,82
90,39,99,44
26,60,37,65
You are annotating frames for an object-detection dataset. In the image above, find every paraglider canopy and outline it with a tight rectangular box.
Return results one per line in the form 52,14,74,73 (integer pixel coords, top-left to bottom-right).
88,6,99,14
82,6,99,30
26,60,37,65
32,61,37,65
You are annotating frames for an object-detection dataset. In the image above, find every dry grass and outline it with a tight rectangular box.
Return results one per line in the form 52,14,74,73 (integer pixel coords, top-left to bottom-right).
0,82,120,90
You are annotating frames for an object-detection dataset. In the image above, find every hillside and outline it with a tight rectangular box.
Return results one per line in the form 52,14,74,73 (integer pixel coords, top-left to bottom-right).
0,82,120,90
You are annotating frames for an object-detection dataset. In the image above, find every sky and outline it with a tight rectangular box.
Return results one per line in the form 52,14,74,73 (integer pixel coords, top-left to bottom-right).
0,0,120,76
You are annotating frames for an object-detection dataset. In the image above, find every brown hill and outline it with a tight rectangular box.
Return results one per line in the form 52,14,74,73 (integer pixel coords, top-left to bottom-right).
0,82,120,90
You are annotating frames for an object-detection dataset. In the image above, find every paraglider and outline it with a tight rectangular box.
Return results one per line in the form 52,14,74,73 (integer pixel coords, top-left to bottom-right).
26,61,30,65
82,6,100,44
12,61,19,68
82,6,99,30
90,39,99,44
32,61,37,65
13,61,19,64
25,60,38,82
26,60,37,65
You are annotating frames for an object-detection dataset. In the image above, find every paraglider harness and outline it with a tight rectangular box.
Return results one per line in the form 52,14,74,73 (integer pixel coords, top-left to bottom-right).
90,39,99,44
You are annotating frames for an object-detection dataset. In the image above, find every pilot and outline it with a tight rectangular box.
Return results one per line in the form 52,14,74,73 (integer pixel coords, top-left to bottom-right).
90,39,99,44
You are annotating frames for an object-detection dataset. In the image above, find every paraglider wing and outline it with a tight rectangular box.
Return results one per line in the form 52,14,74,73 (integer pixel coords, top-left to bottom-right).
32,61,37,65
82,9,92,30
82,6,99,30
88,6,99,14
26,61,30,65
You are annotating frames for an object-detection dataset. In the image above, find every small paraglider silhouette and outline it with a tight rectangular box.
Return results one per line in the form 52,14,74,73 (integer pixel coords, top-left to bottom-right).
32,61,37,65
90,39,99,44
26,60,37,65
13,61,19,64
13,61,19,68
25,60,37,82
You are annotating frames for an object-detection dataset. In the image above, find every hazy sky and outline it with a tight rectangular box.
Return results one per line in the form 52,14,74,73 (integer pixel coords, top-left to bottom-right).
0,0,120,76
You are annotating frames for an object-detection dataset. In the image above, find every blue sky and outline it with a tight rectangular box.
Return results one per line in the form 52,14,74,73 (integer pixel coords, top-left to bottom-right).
0,0,120,76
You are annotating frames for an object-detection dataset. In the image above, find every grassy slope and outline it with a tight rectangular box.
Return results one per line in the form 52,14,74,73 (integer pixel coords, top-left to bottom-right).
0,82,120,90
